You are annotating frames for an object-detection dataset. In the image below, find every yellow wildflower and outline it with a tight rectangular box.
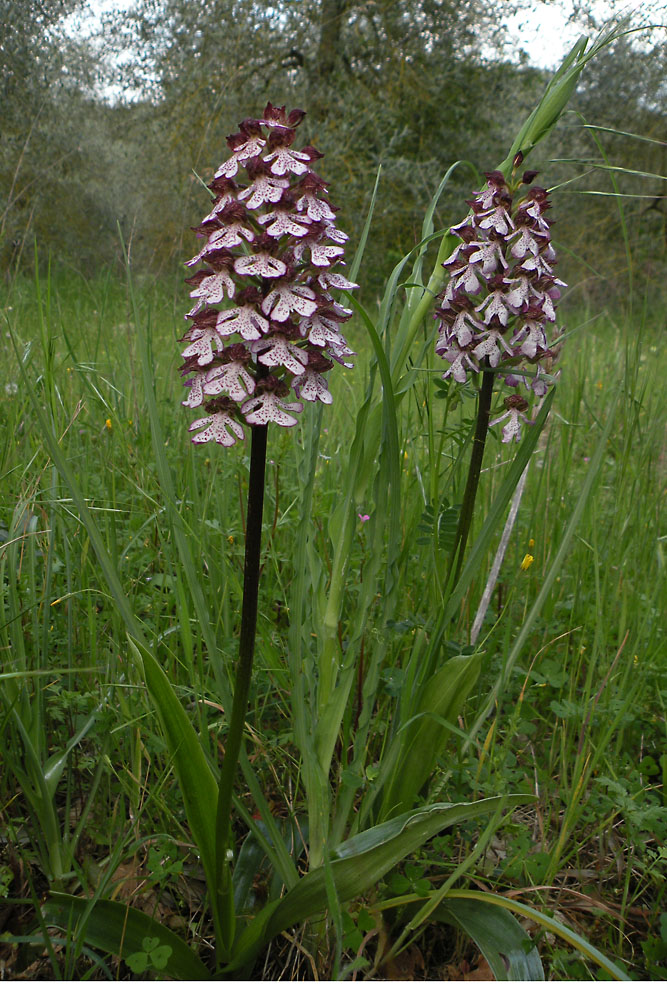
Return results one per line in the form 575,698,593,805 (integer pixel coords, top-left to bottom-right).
105,418,112,431
520,553,534,571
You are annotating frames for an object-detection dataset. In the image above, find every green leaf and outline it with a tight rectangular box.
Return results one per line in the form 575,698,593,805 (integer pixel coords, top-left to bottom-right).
44,893,210,980
433,896,544,981
128,636,219,912
498,17,631,176
444,890,630,981
378,653,484,820
227,796,531,973
150,944,173,970
121,233,231,708
126,951,149,974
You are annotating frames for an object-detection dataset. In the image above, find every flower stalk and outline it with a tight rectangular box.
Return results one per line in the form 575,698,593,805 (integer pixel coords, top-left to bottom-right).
449,368,494,586
214,421,267,960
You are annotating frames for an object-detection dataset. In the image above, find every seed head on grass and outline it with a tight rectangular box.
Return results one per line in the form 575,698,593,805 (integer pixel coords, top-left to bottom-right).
435,168,564,442
181,102,357,446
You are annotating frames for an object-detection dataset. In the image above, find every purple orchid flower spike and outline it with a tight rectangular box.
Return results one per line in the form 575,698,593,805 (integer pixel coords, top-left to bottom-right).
435,169,564,440
181,102,357,446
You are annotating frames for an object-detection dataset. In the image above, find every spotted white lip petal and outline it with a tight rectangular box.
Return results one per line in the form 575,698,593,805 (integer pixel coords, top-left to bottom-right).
239,175,289,210
477,206,514,237
203,222,255,250
215,304,269,341
258,208,310,238
189,412,245,446
505,276,535,310
472,331,505,368
292,370,333,403
263,147,311,176
296,192,335,222
458,269,482,296
310,243,345,267
299,313,337,346
254,335,308,375
204,362,255,401
480,291,511,327
317,271,358,291
214,137,266,179
508,227,540,259
469,240,508,275
190,271,236,305
241,393,303,426
181,329,224,366
324,225,349,244
451,309,485,347
261,283,317,322
234,253,288,279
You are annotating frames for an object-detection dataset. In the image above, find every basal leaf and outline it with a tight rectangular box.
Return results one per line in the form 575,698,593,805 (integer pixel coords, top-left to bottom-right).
434,896,544,981
44,893,210,980
379,653,484,820
444,890,630,981
227,796,531,973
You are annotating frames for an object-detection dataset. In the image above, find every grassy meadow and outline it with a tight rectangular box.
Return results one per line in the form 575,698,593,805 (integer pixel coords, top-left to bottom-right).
0,263,665,980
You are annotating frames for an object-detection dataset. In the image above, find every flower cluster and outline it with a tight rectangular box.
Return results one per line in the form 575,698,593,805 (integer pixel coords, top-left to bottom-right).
434,169,564,442
181,103,356,446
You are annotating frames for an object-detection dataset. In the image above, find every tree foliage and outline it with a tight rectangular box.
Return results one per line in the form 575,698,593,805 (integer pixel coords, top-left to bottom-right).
0,0,664,299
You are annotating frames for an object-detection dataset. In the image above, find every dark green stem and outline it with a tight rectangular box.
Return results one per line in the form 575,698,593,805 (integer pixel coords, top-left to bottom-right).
451,370,495,586
214,422,268,959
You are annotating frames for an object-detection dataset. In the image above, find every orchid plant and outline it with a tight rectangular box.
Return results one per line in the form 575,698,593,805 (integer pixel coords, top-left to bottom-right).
39,22,632,982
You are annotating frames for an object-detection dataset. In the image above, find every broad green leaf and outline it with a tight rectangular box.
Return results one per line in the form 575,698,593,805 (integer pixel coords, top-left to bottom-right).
128,636,219,907
233,828,269,915
433,896,544,981
445,890,630,981
44,893,210,980
227,796,531,972
378,653,484,820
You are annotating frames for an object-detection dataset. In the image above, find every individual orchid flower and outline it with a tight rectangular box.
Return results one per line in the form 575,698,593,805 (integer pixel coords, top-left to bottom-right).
489,393,532,443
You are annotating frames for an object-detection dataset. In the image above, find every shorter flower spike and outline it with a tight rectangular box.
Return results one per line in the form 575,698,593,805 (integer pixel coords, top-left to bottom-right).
434,170,564,443
181,104,355,446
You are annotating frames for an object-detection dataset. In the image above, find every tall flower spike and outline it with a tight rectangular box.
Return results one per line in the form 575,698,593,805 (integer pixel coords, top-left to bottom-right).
434,170,564,442
181,103,358,446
